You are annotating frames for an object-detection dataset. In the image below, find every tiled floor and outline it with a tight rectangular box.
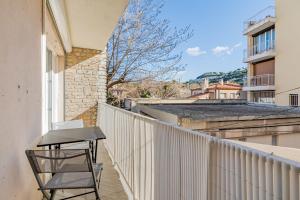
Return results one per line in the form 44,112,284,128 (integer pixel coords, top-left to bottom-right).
54,141,128,200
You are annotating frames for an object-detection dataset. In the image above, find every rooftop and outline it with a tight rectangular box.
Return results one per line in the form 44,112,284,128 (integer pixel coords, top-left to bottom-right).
207,83,242,90
142,103,300,121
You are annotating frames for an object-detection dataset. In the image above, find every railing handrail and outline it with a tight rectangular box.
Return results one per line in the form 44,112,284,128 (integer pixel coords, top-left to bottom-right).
244,40,275,60
243,5,276,31
244,74,275,87
248,74,274,78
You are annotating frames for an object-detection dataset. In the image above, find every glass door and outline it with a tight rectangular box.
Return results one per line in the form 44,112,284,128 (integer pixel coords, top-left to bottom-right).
46,49,53,130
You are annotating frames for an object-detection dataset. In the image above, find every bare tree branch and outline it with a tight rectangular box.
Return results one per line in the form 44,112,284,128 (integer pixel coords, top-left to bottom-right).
106,0,193,89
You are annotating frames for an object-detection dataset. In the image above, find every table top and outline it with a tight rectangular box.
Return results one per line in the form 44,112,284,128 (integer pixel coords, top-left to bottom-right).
37,127,106,147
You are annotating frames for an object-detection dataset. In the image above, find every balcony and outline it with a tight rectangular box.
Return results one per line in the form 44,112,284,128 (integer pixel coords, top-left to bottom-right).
243,74,275,91
243,42,276,63
243,6,276,35
97,103,300,199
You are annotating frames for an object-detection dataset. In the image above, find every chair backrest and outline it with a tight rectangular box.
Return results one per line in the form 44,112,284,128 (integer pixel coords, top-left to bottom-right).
52,120,84,130
26,149,93,174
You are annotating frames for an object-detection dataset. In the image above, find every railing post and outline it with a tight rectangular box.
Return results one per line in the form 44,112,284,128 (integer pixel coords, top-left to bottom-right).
252,154,259,200
265,158,273,200
273,160,282,199
258,156,266,200
282,163,290,200
246,151,253,200
234,148,241,200
289,166,299,200
113,108,116,163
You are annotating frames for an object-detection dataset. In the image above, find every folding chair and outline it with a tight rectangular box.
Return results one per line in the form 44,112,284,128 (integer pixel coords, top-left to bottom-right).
26,149,103,200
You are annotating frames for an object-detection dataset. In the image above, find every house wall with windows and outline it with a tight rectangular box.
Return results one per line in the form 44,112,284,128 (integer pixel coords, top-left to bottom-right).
244,2,300,106
0,0,43,199
275,0,300,106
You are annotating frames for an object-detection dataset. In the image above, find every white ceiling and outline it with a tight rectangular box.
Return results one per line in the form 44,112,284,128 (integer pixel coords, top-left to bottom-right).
64,0,128,51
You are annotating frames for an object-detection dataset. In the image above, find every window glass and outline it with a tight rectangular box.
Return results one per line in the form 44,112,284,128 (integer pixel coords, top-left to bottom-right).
272,135,277,146
259,33,266,52
253,28,275,55
271,28,275,46
266,30,271,50
254,36,259,54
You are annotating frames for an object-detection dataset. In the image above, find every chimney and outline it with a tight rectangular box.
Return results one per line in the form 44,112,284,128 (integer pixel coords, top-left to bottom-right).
203,78,209,92
220,79,224,85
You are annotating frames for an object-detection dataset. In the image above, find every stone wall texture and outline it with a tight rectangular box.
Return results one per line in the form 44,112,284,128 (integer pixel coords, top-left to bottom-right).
65,47,107,127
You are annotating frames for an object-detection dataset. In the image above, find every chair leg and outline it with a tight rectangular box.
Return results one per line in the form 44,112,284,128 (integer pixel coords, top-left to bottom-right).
94,187,101,200
98,170,102,189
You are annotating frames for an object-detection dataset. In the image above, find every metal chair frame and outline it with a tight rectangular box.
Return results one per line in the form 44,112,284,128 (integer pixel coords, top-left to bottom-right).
26,149,102,200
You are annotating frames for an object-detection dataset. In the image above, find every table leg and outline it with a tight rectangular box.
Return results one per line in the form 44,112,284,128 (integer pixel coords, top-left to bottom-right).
90,141,94,162
95,140,98,163
48,145,56,199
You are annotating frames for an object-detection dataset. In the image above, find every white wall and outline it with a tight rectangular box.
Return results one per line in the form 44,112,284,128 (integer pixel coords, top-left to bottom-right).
278,133,300,149
245,135,272,145
275,0,300,106
0,0,43,199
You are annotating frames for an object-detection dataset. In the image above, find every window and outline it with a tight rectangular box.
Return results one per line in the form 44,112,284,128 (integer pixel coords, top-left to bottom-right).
271,28,275,47
46,49,53,130
272,135,277,146
252,91,275,104
253,27,275,55
220,93,226,99
289,94,299,107
266,30,271,50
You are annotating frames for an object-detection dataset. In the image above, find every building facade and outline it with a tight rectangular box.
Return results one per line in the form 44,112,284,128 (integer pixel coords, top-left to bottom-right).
189,79,243,100
243,0,300,106
243,6,276,104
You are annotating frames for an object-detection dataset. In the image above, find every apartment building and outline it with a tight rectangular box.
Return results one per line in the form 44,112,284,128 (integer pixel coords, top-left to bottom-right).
243,0,300,106
243,6,276,104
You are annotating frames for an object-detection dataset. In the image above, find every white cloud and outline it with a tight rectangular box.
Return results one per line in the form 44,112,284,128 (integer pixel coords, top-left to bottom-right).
186,47,207,56
233,43,242,48
212,46,231,55
212,43,242,56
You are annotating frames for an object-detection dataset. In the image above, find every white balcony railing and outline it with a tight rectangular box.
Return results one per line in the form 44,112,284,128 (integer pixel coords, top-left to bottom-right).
243,41,275,62
98,103,300,200
243,6,275,32
244,74,275,87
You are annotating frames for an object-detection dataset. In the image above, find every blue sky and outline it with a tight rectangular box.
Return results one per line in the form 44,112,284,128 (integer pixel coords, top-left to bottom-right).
159,0,274,81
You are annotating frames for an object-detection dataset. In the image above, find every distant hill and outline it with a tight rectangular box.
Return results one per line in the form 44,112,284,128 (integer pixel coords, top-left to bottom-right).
188,67,247,85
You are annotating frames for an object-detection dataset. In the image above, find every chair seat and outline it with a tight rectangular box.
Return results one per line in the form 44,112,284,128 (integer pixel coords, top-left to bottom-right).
43,163,103,190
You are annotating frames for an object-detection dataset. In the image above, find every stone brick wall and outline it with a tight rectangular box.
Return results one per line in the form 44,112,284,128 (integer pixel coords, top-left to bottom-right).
65,47,107,127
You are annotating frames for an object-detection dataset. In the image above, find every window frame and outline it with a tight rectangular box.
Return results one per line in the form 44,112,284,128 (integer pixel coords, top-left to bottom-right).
289,94,299,107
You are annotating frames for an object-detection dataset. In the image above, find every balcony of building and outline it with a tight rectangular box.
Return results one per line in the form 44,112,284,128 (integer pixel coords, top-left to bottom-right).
250,90,275,104
94,103,300,199
243,74,275,91
243,41,276,63
243,6,276,36
2,1,300,200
